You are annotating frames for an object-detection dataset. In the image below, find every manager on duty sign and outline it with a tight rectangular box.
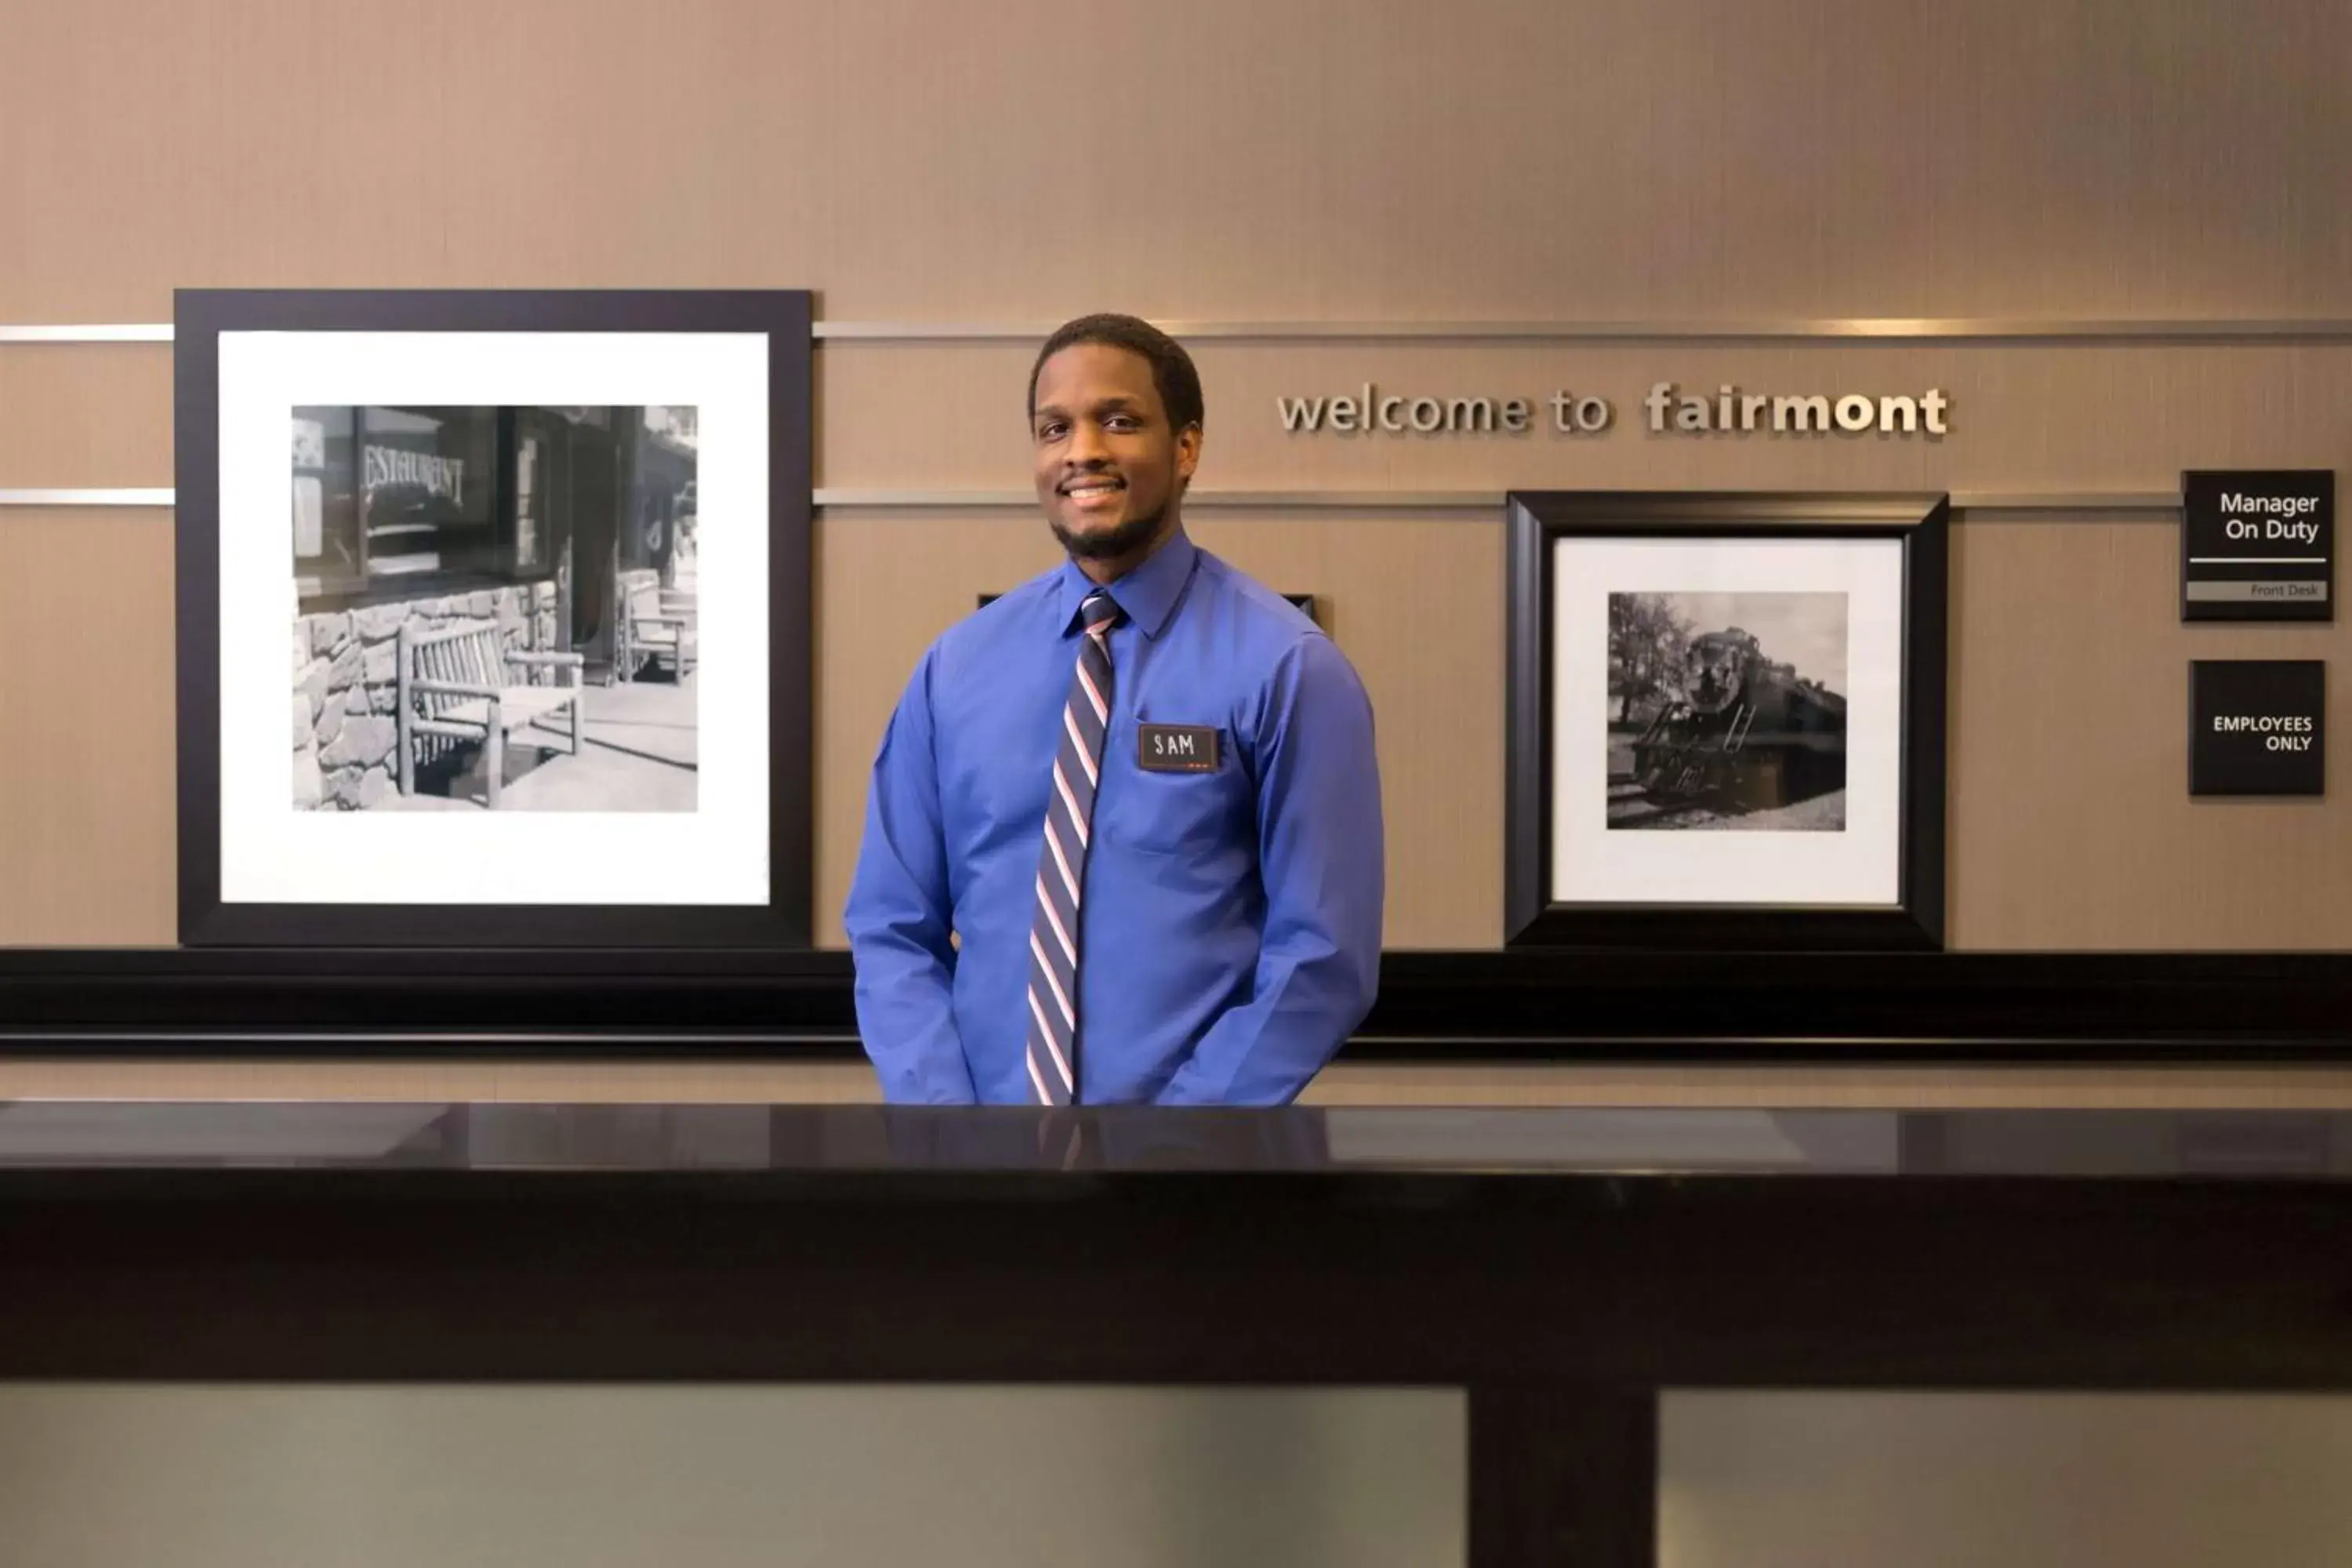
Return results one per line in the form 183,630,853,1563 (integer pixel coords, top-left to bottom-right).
2181,470,2334,622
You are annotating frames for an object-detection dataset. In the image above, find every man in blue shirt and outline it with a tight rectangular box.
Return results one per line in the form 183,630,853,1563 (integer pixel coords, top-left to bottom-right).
844,314,1384,1105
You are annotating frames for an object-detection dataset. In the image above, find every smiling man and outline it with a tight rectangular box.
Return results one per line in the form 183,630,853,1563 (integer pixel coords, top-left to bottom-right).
844,313,1384,1105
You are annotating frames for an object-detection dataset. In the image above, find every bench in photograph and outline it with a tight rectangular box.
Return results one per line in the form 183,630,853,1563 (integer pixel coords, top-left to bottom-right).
618,577,696,684
396,619,586,809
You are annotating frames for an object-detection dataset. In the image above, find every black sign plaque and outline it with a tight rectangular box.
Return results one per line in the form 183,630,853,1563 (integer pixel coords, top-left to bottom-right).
2189,660,2325,797
2181,470,2334,622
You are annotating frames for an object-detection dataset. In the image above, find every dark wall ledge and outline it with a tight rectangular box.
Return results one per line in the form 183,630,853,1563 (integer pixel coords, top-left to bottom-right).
0,948,2347,1062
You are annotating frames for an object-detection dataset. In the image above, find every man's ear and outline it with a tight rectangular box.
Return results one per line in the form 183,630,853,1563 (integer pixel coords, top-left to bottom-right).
1176,423,1203,488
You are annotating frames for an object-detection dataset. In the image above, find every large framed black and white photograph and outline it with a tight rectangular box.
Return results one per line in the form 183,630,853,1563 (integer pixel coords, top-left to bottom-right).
1505,492,1948,949
174,289,812,946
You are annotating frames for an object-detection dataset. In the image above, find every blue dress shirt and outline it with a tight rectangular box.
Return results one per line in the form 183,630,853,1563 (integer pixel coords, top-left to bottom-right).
845,527,1384,1106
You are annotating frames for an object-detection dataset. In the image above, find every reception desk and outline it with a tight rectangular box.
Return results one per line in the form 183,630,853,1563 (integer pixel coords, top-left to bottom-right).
2,1102,2350,1566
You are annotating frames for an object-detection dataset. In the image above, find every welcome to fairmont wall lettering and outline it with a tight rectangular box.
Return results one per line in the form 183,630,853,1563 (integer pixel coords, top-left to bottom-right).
1276,381,1951,438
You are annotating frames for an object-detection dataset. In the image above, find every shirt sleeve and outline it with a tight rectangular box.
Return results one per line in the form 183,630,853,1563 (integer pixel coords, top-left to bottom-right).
1156,634,1384,1106
844,648,979,1104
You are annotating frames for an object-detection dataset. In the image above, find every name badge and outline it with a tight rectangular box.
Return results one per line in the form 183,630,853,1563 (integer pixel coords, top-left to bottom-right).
1138,724,1219,772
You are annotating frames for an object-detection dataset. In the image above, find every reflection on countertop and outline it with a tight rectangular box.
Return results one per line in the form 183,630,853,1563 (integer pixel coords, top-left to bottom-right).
0,1102,2344,1181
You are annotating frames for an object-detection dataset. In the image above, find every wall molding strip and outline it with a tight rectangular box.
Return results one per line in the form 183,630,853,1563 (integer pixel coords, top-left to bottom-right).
1951,491,2180,516
0,324,173,343
0,487,2183,515
13,317,2352,346
811,488,1499,510
815,318,2352,343
808,488,2182,517
0,488,176,507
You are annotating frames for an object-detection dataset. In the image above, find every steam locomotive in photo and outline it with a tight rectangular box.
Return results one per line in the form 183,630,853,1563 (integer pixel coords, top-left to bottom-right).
1626,626,1846,811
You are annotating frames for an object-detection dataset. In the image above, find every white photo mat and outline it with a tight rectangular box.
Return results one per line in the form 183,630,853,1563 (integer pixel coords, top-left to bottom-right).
1551,535,1906,908
216,330,771,906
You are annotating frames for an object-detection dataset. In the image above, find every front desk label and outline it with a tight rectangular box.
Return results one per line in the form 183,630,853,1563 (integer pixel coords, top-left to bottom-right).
2190,660,2326,797
2182,470,2334,622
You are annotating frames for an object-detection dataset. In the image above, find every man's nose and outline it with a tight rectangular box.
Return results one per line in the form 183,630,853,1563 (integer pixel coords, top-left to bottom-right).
1067,421,1109,465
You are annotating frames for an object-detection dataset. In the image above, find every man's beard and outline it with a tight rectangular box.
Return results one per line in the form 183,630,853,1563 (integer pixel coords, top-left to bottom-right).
1050,504,1166,562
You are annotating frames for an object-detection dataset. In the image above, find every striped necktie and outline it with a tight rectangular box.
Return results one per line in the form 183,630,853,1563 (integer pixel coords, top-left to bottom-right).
1025,588,1122,1105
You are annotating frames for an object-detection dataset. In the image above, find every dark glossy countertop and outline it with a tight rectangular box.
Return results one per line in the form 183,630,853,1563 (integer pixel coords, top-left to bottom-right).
1,1101,2349,1181
5,1098,2352,1423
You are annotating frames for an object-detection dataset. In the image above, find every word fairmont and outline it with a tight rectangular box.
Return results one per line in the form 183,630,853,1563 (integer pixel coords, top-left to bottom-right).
1276,382,1950,437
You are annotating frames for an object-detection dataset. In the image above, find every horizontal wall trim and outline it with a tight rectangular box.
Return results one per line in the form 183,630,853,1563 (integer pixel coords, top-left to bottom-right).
17,317,2352,345
0,488,176,507
0,487,2184,516
815,488,1500,510
0,487,2183,516
819,318,2352,344
0,323,173,343
812,488,2183,517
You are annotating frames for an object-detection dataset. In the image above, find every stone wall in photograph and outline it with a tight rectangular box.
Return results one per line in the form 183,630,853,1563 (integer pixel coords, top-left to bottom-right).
291,582,560,811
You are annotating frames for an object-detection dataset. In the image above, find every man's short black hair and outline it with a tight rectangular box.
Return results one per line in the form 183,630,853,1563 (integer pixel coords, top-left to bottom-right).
1027,313,1204,433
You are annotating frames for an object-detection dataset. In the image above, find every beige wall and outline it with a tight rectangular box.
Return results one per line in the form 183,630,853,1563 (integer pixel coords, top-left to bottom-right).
8,10,2352,1552
5,0,2350,955
6,0,2351,323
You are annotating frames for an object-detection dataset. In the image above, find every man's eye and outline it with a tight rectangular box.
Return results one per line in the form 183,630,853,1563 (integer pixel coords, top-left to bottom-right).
1037,423,1066,441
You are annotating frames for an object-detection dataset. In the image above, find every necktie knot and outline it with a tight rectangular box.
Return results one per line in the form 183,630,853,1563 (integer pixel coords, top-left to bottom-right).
1080,590,1123,640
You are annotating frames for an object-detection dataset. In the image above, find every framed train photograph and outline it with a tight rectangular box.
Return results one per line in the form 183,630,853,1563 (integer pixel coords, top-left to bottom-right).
1504,491,1949,949
173,289,814,947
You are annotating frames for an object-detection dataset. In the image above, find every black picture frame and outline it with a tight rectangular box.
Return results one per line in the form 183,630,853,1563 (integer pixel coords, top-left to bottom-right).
174,288,815,948
1504,490,1949,951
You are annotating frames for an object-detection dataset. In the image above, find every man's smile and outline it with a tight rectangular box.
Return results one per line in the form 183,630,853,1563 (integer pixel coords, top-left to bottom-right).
1061,474,1127,508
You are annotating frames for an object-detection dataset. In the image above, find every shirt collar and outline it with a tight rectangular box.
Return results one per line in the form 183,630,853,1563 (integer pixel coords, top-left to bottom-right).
1057,525,1198,640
